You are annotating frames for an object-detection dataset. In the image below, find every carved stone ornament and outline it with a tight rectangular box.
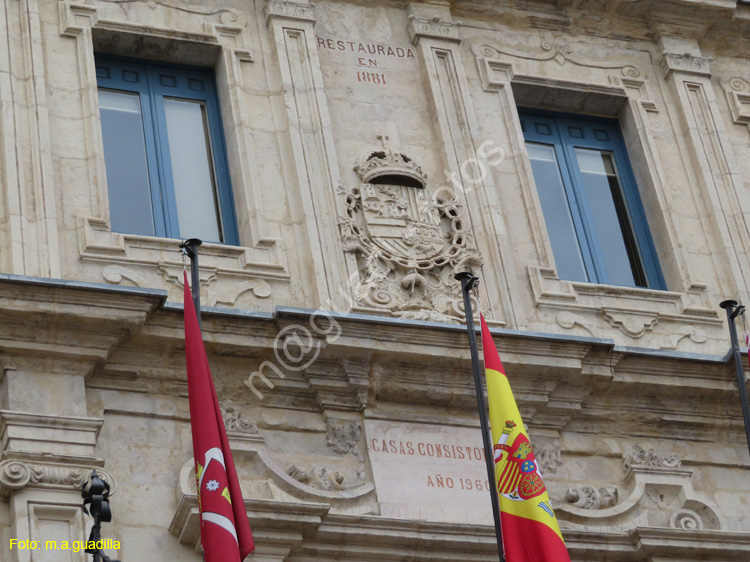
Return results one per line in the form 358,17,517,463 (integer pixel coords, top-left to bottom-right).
670,508,703,530
220,401,258,435
287,464,365,491
340,146,482,322
0,460,116,499
534,442,564,475
623,445,681,470
325,418,363,460
565,485,619,509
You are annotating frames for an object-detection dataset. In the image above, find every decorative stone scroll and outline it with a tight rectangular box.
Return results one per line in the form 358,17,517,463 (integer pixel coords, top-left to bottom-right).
0,460,116,499
340,146,482,322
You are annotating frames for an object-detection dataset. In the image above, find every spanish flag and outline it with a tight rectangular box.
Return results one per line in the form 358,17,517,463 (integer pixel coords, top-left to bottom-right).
481,315,570,561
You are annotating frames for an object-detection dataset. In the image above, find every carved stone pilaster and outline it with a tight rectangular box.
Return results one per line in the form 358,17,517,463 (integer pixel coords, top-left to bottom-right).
407,16,460,45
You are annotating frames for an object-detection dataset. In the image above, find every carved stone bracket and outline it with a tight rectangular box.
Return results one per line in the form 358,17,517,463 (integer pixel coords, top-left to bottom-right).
0,460,116,500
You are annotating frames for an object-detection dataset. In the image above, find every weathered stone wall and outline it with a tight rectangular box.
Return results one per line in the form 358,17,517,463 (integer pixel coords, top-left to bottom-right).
0,0,749,560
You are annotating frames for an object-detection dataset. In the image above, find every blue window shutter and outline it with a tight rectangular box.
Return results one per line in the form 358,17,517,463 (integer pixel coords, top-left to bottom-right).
95,55,239,246
519,109,666,290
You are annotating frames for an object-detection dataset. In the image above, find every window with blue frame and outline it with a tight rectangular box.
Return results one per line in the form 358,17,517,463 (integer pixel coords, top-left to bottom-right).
518,110,665,290
95,56,238,245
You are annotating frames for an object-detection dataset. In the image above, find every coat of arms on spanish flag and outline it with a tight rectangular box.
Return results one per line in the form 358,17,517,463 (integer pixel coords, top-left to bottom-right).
480,315,570,562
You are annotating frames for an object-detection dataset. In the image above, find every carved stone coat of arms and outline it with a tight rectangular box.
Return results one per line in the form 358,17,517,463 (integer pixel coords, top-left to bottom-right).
340,146,482,321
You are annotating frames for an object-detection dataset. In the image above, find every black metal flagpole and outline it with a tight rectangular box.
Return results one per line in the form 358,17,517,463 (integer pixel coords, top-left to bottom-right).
719,299,750,460
179,238,203,330
456,272,505,562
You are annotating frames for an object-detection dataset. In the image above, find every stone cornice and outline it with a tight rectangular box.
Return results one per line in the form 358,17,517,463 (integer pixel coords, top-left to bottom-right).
0,274,165,377
447,0,749,54
169,493,750,558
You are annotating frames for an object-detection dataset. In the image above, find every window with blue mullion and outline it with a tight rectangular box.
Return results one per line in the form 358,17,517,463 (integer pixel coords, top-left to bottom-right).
519,110,665,290
95,56,238,245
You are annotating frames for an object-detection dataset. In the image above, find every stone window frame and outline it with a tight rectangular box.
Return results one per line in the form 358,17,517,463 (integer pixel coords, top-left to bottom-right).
58,1,288,300
472,44,721,344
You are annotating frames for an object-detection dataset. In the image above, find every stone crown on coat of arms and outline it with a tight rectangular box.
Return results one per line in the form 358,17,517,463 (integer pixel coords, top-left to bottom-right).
354,147,428,188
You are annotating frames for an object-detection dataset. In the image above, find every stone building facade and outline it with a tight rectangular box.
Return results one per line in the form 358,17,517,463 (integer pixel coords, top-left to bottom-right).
1,0,750,560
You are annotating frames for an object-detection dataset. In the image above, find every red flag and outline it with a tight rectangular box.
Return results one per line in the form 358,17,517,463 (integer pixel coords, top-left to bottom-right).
481,315,570,562
183,271,254,561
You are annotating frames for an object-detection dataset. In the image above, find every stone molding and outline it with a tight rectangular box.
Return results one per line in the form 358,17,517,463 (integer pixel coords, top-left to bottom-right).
530,266,718,348
406,15,460,44
1,0,62,278
623,445,682,471
475,39,641,77
303,359,370,412
169,432,375,548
